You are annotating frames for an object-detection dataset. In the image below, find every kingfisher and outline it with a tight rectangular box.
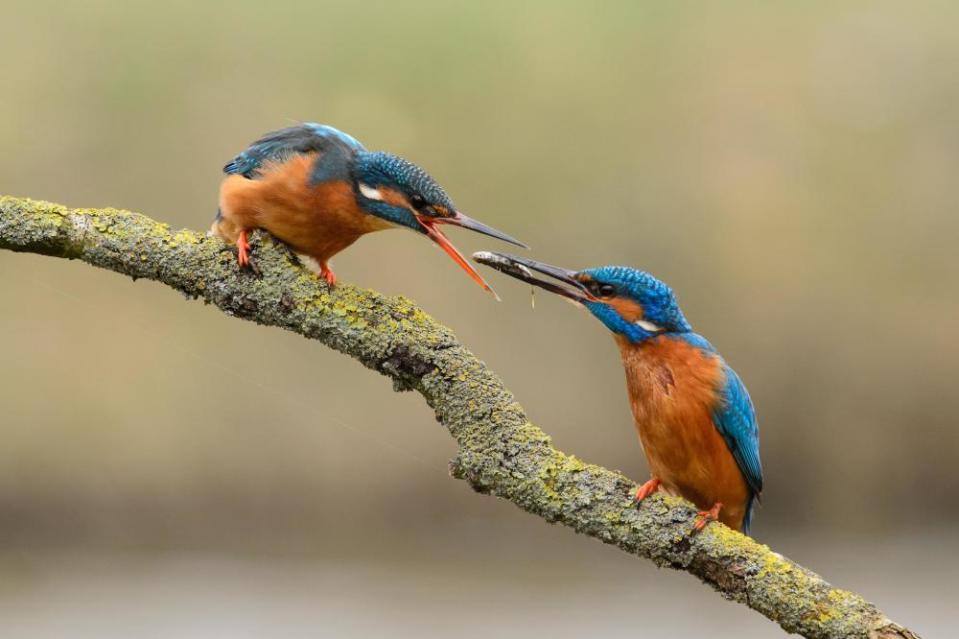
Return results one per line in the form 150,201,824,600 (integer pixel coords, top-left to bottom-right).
211,123,526,295
473,252,762,534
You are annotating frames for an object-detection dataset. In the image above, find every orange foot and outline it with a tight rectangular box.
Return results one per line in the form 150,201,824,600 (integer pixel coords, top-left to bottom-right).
634,478,662,502
319,261,337,288
693,501,723,532
236,229,252,267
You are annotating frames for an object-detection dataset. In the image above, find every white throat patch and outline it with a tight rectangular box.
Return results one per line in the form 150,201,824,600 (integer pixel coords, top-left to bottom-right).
635,319,663,333
358,183,384,201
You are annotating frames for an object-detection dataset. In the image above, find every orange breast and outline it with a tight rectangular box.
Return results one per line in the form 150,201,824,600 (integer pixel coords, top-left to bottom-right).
616,335,750,530
217,153,392,262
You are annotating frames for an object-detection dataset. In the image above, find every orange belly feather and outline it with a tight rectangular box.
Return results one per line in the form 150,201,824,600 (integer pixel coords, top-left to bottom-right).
215,152,392,264
616,334,750,530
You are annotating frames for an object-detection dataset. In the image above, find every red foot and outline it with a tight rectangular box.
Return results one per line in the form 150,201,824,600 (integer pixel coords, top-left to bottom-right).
320,262,337,288
635,478,662,502
693,501,723,531
236,230,251,267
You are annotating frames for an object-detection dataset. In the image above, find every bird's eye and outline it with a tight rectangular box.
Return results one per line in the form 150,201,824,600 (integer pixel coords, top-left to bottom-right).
585,282,615,297
410,194,427,209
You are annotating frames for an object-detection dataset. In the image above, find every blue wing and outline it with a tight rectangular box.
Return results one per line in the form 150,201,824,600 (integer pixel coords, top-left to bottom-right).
712,364,763,498
223,123,366,178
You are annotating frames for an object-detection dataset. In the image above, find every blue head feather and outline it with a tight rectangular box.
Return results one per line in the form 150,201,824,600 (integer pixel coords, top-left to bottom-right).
353,151,455,232
579,266,692,343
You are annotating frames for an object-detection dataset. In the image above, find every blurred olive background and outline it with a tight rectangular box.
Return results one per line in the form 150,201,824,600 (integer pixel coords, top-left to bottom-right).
1,1,957,637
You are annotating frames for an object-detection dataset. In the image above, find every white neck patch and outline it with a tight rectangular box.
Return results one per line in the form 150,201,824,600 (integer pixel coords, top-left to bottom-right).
358,183,384,201
635,319,663,333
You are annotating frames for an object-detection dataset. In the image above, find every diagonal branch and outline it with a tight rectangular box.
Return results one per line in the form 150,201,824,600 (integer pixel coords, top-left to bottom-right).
0,195,919,639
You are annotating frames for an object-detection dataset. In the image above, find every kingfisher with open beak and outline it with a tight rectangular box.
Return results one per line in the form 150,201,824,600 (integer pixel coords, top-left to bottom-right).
474,252,762,534
212,123,526,295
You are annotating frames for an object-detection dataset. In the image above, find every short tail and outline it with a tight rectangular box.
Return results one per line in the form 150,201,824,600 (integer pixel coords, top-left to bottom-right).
742,492,757,536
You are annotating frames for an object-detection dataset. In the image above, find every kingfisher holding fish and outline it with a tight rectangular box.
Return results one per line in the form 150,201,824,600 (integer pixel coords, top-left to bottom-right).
474,252,762,533
212,123,526,295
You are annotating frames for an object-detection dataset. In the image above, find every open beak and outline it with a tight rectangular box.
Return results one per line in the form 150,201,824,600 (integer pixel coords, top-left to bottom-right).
415,212,528,299
470,251,596,303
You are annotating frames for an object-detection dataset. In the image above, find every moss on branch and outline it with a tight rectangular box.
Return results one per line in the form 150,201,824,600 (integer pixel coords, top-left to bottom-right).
0,195,920,639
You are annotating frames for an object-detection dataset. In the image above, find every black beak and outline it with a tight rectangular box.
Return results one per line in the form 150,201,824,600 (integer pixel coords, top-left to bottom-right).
470,251,595,302
433,211,529,249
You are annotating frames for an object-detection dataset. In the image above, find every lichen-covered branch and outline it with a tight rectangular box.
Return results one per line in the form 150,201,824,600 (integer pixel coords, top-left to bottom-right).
0,195,919,639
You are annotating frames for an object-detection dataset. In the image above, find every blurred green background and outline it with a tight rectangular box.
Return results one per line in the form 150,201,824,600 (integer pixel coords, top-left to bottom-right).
1,1,957,637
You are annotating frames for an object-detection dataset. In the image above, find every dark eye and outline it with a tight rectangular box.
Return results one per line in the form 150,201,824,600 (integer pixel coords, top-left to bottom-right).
410,194,427,209
587,282,615,297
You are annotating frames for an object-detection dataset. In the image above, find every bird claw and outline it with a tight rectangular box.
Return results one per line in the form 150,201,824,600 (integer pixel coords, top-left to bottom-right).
320,262,337,288
236,230,252,268
634,478,662,502
693,502,723,532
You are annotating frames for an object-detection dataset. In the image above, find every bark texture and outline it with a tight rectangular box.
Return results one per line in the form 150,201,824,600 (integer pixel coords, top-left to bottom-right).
0,195,920,639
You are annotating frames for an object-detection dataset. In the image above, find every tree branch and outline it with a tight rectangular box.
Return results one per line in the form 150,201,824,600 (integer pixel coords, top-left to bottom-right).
0,195,919,639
